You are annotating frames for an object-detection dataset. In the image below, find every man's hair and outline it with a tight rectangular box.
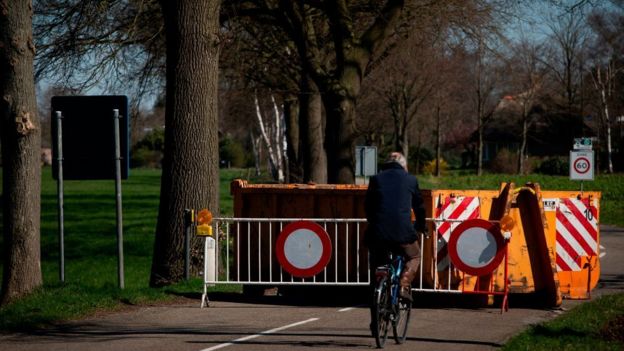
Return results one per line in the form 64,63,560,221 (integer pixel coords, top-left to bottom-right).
386,152,407,169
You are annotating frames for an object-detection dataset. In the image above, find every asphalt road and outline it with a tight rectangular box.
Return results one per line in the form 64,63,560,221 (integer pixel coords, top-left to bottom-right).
1,225,622,351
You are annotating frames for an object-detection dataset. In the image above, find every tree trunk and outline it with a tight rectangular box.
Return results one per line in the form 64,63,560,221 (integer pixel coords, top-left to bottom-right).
270,95,286,182
323,92,356,184
0,0,43,305
250,131,261,176
477,120,484,176
284,96,303,183
396,111,409,158
414,131,423,174
305,0,404,184
435,105,441,177
600,87,614,174
591,65,615,174
389,92,409,158
300,77,327,183
254,94,284,182
150,0,220,287
518,105,529,175
518,117,528,175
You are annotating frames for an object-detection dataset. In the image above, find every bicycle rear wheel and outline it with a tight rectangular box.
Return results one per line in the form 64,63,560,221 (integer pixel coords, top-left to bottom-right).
372,276,390,348
393,298,412,344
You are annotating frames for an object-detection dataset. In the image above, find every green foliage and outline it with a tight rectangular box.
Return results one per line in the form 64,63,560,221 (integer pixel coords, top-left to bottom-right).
503,293,624,350
409,147,433,173
131,128,165,168
219,137,247,168
537,156,569,176
134,128,165,151
131,148,163,169
422,158,449,175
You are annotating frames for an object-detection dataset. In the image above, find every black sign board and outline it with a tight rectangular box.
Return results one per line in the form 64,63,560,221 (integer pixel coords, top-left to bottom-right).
51,96,129,180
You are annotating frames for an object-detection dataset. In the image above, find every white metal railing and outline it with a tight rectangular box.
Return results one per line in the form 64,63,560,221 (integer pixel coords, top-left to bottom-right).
201,217,483,307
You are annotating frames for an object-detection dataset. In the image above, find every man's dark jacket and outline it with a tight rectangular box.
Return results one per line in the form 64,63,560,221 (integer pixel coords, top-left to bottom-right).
364,162,426,245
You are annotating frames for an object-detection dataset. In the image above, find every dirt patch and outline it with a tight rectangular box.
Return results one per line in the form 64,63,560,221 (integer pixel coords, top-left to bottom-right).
600,314,624,343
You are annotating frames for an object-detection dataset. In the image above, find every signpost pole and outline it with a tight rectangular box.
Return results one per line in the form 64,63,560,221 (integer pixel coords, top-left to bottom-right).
359,147,365,177
113,109,125,289
581,180,584,196
55,111,65,283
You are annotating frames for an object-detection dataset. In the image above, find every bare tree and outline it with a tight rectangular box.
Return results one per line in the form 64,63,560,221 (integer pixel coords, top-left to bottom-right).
271,0,408,184
33,0,165,104
589,63,620,173
507,39,547,174
150,0,220,286
1,0,43,305
471,35,503,175
222,3,327,183
254,92,287,182
543,8,589,118
427,48,474,176
380,35,436,158
587,6,624,173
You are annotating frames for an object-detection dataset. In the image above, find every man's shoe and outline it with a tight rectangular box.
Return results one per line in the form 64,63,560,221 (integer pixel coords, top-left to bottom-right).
399,286,413,302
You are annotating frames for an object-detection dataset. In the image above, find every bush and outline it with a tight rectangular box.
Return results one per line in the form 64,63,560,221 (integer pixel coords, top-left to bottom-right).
423,158,449,175
536,156,569,176
489,149,539,174
131,128,164,168
489,148,517,174
131,148,163,168
219,137,246,168
134,128,165,151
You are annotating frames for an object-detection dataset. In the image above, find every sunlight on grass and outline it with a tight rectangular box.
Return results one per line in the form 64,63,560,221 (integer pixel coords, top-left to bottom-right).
503,293,624,350
0,167,248,330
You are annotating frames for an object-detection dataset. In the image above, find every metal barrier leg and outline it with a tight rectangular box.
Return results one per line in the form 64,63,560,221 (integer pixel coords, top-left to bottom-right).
201,236,210,308
201,284,210,308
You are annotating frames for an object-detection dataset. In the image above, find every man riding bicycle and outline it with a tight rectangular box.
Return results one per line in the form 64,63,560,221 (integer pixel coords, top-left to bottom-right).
365,152,426,302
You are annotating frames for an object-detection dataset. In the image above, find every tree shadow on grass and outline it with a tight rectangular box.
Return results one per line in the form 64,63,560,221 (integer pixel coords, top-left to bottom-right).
528,324,592,340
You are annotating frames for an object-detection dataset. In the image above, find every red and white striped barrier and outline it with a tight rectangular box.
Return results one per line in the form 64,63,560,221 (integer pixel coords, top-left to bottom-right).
435,196,481,271
555,198,598,272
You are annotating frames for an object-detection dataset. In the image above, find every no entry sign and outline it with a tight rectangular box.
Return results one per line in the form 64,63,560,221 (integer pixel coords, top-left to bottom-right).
275,221,332,278
570,151,594,180
447,219,505,276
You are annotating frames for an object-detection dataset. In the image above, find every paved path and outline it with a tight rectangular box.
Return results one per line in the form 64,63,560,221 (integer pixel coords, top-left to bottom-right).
1,225,622,351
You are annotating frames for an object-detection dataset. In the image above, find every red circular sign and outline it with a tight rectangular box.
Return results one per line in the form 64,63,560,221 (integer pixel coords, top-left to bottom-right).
275,221,332,278
447,219,505,276
573,157,590,174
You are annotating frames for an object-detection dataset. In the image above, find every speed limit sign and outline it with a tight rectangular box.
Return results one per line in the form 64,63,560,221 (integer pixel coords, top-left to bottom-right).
570,151,594,180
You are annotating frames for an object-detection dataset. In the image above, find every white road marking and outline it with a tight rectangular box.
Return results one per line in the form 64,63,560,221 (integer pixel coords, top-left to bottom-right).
338,307,355,312
199,317,319,351
600,245,606,258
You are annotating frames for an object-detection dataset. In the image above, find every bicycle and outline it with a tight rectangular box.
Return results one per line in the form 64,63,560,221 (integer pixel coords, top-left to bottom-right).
371,252,412,348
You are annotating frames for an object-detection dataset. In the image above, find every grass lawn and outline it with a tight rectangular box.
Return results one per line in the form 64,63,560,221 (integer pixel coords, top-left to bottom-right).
502,293,624,350
0,167,622,331
0,167,267,330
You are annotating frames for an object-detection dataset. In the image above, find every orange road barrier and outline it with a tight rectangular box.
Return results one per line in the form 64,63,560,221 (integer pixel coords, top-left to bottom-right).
197,179,601,308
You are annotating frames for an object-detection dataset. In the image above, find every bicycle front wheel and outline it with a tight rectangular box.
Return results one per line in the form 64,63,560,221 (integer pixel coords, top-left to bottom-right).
372,276,390,348
393,298,412,344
